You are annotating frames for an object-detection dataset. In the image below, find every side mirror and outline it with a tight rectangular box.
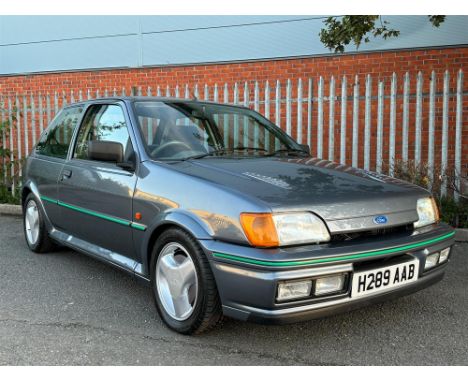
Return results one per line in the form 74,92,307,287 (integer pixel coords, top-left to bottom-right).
87,140,124,163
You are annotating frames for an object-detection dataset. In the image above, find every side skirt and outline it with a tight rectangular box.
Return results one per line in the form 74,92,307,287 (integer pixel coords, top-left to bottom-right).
49,228,151,285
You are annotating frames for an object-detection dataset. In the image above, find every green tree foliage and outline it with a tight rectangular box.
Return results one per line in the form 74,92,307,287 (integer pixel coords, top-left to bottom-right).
320,15,446,53
0,109,21,204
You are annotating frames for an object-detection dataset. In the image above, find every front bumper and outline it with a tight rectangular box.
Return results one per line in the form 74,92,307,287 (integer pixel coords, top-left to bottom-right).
200,223,455,324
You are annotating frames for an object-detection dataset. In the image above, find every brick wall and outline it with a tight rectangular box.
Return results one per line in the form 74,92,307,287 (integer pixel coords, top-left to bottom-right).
0,46,467,176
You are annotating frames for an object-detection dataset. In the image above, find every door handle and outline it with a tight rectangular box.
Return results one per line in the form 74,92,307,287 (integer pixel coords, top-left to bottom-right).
61,169,72,180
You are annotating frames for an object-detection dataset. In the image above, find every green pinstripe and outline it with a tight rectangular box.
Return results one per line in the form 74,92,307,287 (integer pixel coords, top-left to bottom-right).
40,195,147,231
130,222,147,231
212,231,455,267
40,195,58,204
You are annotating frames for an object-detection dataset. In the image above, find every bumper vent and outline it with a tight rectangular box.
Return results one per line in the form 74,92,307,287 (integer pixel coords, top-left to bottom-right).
330,224,413,243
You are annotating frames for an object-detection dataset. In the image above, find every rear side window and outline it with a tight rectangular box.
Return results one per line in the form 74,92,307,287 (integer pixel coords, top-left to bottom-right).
74,104,134,162
36,106,83,159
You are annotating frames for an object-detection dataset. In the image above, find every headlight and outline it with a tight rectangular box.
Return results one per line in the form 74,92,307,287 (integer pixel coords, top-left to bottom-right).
414,197,439,228
240,212,330,247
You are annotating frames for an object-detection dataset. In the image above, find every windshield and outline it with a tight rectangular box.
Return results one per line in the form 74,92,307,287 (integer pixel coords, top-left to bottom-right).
132,101,305,161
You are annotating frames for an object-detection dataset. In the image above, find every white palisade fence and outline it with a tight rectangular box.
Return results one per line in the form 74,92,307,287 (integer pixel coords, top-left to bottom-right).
0,70,465,199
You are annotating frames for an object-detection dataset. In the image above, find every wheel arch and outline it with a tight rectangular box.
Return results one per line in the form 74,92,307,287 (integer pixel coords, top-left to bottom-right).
141,210,213,277
21,183,32,207
21,180,41,206
20,180,54,231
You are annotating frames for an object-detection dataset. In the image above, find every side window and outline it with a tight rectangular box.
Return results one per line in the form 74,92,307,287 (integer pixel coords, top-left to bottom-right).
36,107,83,159
74,104,134,162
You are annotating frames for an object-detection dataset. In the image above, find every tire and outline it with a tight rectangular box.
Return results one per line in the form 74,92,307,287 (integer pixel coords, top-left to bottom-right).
23,193,56,253
150,227,223,334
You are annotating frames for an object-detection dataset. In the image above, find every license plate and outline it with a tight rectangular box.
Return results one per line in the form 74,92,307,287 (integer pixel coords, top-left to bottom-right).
351,260,419,298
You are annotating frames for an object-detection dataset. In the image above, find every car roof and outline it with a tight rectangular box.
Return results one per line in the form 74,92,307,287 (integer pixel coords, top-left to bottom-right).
64,96,249,109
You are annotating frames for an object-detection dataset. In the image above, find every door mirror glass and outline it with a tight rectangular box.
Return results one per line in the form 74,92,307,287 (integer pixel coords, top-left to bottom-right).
87,140,123,163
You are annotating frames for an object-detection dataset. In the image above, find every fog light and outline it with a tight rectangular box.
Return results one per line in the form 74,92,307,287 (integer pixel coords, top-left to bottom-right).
439,247,450,263
277,280,312,302
276,280,312,301
425,252,439,270
314,274,345,296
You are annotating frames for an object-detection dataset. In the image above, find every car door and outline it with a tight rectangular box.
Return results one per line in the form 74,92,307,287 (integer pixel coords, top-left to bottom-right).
56,102,138,260
30,106,84,225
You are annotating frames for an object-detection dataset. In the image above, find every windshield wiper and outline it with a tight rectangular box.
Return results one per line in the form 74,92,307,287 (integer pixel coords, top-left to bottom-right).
268,148,309,156
231,146,268,152
180,149,228,161
180,146,269,161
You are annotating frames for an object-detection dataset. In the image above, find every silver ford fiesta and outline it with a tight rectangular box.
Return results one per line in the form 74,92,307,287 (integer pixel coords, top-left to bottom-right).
21,97,455,334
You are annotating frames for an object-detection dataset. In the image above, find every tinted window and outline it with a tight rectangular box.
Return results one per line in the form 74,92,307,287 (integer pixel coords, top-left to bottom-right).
74,104,134,162
36,106,83,159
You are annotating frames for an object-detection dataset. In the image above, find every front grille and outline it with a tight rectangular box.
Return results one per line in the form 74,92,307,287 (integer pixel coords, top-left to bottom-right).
330,224,413,243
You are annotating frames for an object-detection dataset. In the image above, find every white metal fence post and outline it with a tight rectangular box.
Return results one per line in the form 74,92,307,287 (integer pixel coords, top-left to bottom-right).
297,78,303,144
441,70,450,196
1,97,5,183
415,71,423,165
8,98,14,195
254,81,260,146
340,75,347,165
30,94,36,147
243,82,249,147
364,74,372,170
223,83,229,147
376,80,384,173
54,91,59,114
428,71,436,186
38,93,44,133
15,95,21,178
328,76,335,161
275,80,281,151
23,95,28,157
352,75,359,168
265,81,270,151
455,69,464,201
46,93,51,124
286,79,292,136
307,78,313,152
402,72,410,164
213,84,219,102
233,82,239,147
317,76,324,158
389,73,397,176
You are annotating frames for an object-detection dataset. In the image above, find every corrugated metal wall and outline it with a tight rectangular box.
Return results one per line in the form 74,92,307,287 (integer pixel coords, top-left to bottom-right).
1,15,467,74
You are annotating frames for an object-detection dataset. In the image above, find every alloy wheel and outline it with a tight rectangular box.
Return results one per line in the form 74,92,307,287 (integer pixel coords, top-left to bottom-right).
155,242,199,321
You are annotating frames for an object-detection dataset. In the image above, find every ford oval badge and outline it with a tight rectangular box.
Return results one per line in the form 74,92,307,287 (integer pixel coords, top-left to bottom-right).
373,215,388,225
